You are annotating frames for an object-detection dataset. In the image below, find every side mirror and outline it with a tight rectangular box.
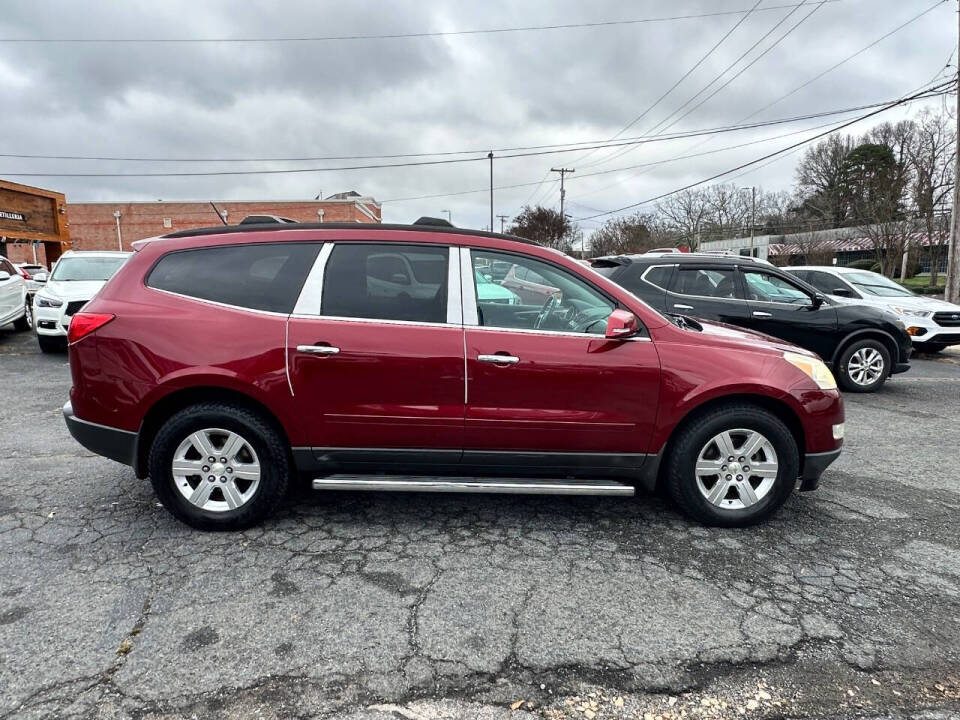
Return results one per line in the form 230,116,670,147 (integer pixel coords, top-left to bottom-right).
810,293,826,309
0,271,10,282
605,309,640,339
833,287,854,298
33,272,48,283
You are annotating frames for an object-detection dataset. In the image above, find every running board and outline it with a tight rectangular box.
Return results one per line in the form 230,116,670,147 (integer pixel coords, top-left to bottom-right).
311,475,635,496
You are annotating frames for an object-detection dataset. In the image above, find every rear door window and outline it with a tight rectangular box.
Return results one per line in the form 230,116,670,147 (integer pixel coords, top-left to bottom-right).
321,243,449,324
147,242,321,313
671,267,739,299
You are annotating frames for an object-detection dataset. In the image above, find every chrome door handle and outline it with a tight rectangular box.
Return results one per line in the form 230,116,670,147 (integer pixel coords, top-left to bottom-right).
752,311,772,318
478,354,520,365
297,344,340,355
673,304,694,310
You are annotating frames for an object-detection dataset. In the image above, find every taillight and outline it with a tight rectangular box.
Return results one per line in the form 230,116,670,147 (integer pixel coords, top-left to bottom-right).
68,313,115,344
17,267,30,279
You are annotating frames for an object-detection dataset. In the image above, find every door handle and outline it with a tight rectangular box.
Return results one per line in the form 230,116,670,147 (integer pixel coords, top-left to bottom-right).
478,353,520,365
297,344,340,355
673,304,694,310
752,311,772,318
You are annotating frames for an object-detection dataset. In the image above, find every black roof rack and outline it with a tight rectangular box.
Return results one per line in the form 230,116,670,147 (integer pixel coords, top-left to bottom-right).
238,214,297,225
161,221,534,244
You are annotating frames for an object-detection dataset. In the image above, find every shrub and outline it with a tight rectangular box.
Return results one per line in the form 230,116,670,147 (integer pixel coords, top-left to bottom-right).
846,259,875,270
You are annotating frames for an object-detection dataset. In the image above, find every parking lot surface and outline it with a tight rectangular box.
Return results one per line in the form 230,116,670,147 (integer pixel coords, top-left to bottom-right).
1,327,958,719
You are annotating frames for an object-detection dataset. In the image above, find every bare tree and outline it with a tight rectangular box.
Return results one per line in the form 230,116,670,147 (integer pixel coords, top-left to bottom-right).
655,189,711,249
791,231,835,266
907,107,955,285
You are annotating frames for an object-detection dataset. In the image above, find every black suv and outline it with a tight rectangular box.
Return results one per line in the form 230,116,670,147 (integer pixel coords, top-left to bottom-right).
593,252,911,393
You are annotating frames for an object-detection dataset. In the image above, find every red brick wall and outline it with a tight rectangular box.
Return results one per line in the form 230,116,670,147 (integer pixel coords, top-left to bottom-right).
64,199,381,254
1,198,381,266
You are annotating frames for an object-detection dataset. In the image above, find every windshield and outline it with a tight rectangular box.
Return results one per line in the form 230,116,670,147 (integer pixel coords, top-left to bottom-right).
51,256,127,282
844,271,914,298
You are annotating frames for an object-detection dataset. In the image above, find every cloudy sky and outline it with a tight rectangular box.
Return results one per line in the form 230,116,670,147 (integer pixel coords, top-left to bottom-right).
0,0,954,232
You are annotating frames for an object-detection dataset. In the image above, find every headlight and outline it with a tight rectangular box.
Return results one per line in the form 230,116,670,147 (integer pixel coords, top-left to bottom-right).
35,294,63,308
784,351,837,390
890,306,931,318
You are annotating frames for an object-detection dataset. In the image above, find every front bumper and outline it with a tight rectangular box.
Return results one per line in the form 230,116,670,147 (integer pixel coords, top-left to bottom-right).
904,316,960,346
798,447,842,491
34,302,69,337
63,401,137,467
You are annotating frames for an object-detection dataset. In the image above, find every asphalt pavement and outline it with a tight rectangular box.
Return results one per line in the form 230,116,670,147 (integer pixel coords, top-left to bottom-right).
0,327,958,720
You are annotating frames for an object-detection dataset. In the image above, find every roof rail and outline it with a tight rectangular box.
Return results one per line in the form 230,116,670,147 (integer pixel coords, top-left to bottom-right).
238,214,297,225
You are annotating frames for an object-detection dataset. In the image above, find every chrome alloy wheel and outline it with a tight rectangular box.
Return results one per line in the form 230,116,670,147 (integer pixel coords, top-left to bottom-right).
847,347,885,386
695,429,778,510
171,428,261,512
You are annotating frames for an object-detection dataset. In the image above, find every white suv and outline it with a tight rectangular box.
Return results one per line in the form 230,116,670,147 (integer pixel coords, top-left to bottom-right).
0,256,29,332
786,265,960,353
33,251,130,353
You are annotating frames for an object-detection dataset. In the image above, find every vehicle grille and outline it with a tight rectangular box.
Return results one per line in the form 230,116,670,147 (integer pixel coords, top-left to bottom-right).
933,312,960,327
65,301,87,316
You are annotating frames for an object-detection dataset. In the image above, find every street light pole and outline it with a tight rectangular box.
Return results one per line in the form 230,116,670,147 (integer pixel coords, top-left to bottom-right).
113,210,123,251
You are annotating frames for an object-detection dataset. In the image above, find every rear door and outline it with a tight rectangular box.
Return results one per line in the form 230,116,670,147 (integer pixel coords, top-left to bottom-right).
664,264,752,326
286,242,465,464
741,267,838,357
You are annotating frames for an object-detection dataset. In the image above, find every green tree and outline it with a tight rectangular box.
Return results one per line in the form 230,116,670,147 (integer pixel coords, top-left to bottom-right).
508,206,578,253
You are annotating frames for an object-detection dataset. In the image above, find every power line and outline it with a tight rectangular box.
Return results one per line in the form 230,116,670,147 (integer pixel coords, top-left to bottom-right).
380,87,953,204
0,3,843,44
572,81,956,222
4,91,946,179
571,0,763,167
580,0,824,171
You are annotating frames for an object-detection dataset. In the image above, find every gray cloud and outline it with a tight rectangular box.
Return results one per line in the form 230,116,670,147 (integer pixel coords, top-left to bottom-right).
0,0,953,231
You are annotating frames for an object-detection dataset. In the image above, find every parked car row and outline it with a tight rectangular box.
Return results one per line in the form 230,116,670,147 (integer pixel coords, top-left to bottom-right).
2,222,953,532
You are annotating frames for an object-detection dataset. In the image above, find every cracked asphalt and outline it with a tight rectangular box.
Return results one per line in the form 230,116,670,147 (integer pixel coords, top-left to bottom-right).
1,327,958,719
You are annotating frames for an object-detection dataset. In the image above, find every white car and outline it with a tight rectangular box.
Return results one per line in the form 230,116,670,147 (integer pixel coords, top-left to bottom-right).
33,251,130,353
786,265,960,353
0,256,30,332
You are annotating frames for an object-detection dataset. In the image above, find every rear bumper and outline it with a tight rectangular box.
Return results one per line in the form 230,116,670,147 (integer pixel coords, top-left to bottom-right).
799,447,842,491
63,401,136,467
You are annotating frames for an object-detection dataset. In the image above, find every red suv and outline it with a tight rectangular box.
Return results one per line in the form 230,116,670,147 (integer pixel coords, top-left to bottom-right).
63,222,844,529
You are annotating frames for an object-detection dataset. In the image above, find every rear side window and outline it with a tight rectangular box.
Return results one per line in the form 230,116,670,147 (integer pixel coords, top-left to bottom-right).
641,265,673,290
671,267,739,299
147,242,321,313
321,243,448,324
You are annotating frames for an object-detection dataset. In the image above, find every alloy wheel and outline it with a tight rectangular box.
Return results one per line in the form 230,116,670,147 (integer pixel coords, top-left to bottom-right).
694,428,778,510
171,428,261,512
847,347,885,386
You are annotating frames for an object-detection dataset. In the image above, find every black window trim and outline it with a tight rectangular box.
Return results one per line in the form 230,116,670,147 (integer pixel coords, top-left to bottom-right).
639,263,677,291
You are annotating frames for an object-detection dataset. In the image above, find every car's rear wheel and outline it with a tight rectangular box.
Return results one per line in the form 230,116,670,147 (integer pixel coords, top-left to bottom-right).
37,334,65,353
666,404,799,527
837,339,890,393
148,402,290,530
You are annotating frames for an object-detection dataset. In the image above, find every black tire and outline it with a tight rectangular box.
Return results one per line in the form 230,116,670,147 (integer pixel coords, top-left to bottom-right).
37,334,65,353
914,342,947,354
148,402,290,530
836,339,890,393
12,302,30,331
666,403,799,528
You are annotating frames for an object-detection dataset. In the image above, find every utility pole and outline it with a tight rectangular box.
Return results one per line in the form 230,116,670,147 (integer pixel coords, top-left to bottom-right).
497,214,509,233
488,152,494,233
749,186,756,257
946,3,960,303
551,168,575,220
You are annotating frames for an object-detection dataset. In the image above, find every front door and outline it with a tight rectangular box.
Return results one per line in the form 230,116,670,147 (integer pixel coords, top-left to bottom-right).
461,248,660,476
740,267,838,358
0,259,20,320
286,242,465,466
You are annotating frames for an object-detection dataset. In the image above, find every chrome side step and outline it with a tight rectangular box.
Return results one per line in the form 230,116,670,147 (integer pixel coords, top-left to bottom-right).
311,475,634,496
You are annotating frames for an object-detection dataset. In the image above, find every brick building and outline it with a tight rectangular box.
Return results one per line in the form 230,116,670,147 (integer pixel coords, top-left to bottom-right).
2,191,381,265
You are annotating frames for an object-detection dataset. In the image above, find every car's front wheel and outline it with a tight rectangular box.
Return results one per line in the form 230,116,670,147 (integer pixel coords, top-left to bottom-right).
666,404,799,527
148,402,290,530
836,339,890,393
